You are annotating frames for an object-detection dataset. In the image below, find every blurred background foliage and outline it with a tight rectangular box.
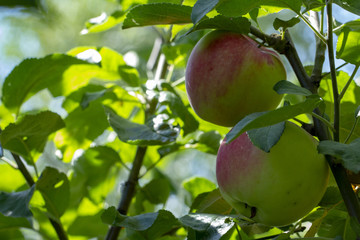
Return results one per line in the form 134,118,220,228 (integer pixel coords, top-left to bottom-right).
0,0,359,239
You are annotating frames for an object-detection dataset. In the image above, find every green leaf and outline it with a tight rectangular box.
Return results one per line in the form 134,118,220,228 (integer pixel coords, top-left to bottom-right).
318,138,360,174
334,0,360,16
142,178,171,204
67,211,108,237
1,54,95,113
0,111,65,163
182,177,216,200
0,213,32,230
36,167,70,220
0,186,35,218
190,15,251,34
123,3,192,29
190,189,233,215
81,89,108,109
302,0,325,12
158,91,199,135
191,0,219,24
55,101,109,162
83,11,126,34
273,17,300,30
226,95,323,143
98,47,140,87
102,207,180,238
0,0,37,8
216,0,302,17
319,186,343,207
179,213,234,240
273,80,313,96
105,106,178,145
247,122,285,153
336,20,360,65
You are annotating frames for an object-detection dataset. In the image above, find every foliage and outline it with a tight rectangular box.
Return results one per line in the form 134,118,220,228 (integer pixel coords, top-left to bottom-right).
0,0,360,239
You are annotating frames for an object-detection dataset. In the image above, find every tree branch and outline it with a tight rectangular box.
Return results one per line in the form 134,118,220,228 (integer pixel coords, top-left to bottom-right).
11,152,68,240
105,146,148,240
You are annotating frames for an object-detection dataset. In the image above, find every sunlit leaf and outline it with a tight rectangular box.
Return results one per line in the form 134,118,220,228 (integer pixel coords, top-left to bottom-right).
336,20,360,65
183,177,216,200
83,11,126,34
0,111,64,163
1,54,95,113
36,167,70,220
0,186,34,218
123,3,192,29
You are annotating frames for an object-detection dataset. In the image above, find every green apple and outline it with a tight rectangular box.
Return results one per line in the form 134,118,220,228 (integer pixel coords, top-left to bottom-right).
185,30,286,127
216,121,329,226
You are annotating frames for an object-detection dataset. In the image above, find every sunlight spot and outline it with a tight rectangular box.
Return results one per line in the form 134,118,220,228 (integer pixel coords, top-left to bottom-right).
76,49,102,63
124,51,139,67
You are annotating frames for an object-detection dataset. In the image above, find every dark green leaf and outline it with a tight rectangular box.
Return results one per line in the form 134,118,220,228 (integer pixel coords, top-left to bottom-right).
216,0,302,17
226,95,323,143
67,211,108,237
334,0,360,15
302,0,325,11
1,54,95,113
142,178,170,204
0,0,37,8
247,122,285,153
102,207,179,236
180,213,234,240
336,20,360,65
198,131,222,153
274,80,312,96
0,186,34,218
81,89,108,109
0,111,65,163
158,91,199,135
0,213,32,230
105,106,178,145
273,17,300,30
190,189,233,215
36,167,70,220
191,0,219,24
123,3,192,29
319,186,343,207
318,138,360,174
189,15,251,34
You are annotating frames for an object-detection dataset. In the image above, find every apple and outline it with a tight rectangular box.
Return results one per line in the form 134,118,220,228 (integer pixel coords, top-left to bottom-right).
185,30,286,127
216,121,329,226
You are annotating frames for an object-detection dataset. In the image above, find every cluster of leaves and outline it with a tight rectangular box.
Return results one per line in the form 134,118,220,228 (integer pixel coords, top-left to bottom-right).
0,0,360,239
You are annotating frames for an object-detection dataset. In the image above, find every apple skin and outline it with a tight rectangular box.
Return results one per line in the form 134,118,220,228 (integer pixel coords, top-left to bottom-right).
216,121,329,226
185,30,286,127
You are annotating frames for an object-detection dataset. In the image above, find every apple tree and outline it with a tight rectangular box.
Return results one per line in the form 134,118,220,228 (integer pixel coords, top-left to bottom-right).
0,0,360,239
